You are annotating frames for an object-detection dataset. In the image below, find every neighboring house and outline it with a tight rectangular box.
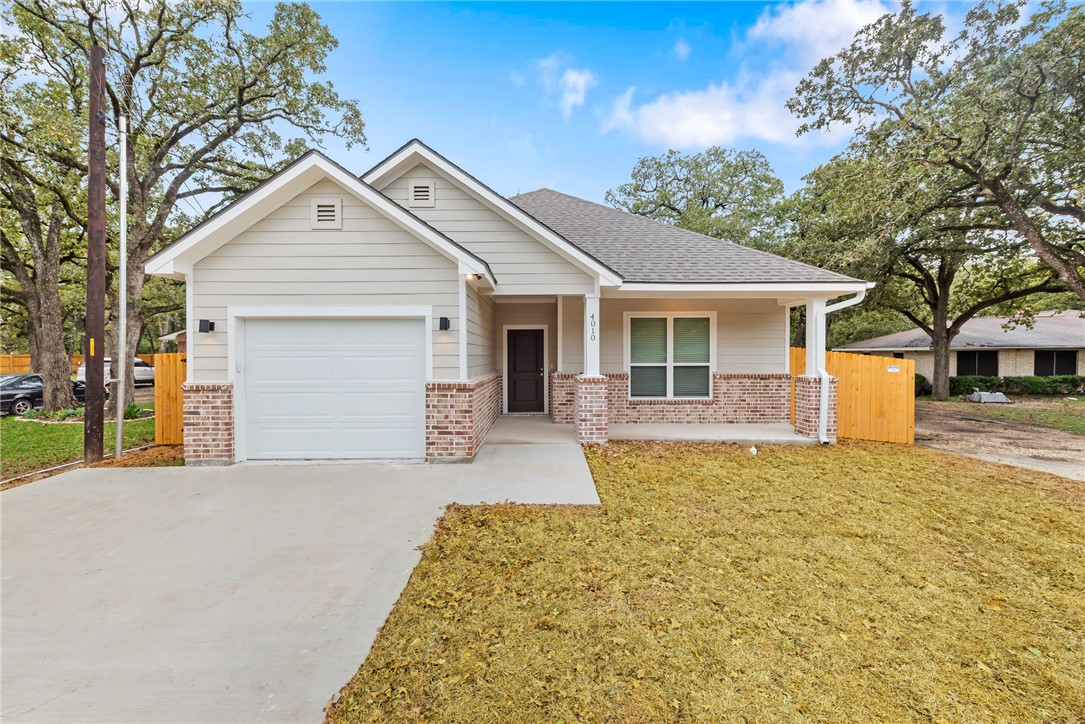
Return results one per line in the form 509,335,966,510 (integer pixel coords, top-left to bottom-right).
157,329,187,353
835,311,1085,379
146,140,869,465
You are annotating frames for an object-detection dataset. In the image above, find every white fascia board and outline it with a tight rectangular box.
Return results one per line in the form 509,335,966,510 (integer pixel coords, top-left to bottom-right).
363,142,623,287
608,281,871,298
145,153,494,284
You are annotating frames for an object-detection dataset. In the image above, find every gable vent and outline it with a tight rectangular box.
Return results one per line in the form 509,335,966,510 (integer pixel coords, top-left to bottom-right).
310,197,342,229
408,180,436,208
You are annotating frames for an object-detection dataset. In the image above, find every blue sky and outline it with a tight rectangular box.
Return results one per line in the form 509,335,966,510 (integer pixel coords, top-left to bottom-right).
246,1,941,202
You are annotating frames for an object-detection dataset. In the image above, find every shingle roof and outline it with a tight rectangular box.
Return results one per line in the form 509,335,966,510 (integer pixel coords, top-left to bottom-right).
837,311,1085,350
508,188,861,285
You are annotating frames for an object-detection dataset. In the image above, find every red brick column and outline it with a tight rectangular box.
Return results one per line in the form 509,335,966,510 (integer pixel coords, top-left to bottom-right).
426,373,502,461
182,382,234,465
549,373,577,424
794,375,836,441
573,375,608,446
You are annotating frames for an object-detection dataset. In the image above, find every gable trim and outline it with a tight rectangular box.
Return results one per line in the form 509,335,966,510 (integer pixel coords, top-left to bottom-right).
361,139,623,287
145,150,496,285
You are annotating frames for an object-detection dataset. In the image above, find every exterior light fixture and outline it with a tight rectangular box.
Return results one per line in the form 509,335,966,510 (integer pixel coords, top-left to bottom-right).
198,319,216,333
439,317,451,331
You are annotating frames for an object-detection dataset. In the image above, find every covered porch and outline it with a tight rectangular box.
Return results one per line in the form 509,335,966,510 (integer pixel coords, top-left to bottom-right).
490,287,862,446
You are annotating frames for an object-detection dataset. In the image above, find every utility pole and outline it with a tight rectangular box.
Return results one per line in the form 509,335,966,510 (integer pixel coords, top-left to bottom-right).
115,114,128,459
84,43,106,463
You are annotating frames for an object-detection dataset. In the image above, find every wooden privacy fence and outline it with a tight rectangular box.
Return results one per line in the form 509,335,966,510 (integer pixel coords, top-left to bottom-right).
791,347,915,444
153,353,186,444
0,353,156,375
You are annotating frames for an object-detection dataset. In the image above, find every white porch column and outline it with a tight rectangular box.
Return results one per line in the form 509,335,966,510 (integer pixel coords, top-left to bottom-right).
805,298,826,374
584,294,600,376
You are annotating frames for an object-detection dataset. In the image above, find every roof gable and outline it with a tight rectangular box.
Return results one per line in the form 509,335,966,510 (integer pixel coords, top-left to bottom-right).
361,139,622,286
146,150,495,284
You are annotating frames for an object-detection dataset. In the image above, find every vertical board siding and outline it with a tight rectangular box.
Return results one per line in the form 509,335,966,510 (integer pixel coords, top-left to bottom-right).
0,354,149,374
154,353,186,444
791,348,915,444
191,178,461,381
383,164,596,295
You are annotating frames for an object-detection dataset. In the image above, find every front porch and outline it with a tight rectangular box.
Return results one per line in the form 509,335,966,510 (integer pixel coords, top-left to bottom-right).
485,415,814,446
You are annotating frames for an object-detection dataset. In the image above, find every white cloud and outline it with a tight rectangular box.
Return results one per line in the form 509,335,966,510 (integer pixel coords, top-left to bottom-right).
748,0,892,65
674,39,691,61
603,0,894,148
559,68,597,120
534,52,568,90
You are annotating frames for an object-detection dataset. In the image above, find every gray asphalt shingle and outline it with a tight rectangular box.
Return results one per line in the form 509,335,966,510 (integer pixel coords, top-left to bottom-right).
509,188,860,284
837,311,1085,350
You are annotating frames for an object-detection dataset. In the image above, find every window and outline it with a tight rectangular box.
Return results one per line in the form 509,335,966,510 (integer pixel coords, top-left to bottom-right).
309,197,342,229
956,350,999,376
627,314,713,398
1035,350,1078,376
407,180,436,208
893,352,905,359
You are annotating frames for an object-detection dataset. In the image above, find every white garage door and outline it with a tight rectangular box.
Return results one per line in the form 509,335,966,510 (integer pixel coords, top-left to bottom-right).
242,317,426,460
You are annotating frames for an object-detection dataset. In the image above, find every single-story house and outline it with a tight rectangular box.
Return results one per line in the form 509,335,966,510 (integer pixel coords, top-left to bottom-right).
835,311,1085,378
146,140,870,465
156,329,187,353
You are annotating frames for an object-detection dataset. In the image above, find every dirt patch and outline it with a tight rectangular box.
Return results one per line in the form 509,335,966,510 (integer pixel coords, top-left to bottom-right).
1,445,184,491
916,401,1084,481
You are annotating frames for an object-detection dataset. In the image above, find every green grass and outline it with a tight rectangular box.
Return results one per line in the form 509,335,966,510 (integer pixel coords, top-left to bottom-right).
968,399,1085,435
0,415,157,479
328,442,1084,723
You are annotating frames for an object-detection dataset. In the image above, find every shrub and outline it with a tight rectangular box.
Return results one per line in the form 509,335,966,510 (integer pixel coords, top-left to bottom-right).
123,403,143,420
949,375,1085,396
914,373,932,396
21,407,83,421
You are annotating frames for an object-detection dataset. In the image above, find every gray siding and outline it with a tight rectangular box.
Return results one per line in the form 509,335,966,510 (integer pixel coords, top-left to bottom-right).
493,302,558,374
466,283,496,377
383,164,596,295
191,179,461,381
598,298,789,375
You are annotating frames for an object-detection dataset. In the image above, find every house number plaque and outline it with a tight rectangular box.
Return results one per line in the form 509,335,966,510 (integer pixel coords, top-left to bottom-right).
589,313,597,342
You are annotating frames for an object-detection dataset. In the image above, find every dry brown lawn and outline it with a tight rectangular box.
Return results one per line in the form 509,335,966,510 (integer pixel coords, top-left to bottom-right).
327,442,1085,723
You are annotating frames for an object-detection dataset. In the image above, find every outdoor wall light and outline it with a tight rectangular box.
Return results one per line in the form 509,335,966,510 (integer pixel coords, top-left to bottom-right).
439,317,451,331
198,319,216,333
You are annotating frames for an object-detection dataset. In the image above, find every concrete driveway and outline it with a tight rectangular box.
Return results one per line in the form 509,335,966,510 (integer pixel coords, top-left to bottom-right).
2,436,597,723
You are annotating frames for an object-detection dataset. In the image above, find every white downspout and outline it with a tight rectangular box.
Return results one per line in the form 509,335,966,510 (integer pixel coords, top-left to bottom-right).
813,287,871,444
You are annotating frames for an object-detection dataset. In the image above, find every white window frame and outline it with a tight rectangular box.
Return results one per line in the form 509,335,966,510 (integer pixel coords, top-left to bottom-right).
623,311,716,400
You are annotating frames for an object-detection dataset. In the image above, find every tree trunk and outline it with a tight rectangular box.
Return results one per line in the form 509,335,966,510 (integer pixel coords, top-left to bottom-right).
930,324,952,401
38,275,77,411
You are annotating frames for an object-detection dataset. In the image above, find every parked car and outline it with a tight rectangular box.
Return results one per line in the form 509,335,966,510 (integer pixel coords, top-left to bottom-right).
1,374,87,416
76,358,155,386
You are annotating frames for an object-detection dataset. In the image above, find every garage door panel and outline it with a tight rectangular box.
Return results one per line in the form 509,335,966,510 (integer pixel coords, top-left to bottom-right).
243,317,426,460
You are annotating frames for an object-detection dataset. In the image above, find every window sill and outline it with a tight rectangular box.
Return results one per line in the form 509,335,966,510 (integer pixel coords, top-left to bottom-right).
628,396,715,405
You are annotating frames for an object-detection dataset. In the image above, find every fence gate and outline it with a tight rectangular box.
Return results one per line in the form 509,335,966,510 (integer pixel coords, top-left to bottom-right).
790,348,915,444
153,353,186,445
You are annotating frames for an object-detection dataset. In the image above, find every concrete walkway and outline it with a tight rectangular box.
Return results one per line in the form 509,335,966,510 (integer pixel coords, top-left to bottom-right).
609,422,815,444
1,438,597,723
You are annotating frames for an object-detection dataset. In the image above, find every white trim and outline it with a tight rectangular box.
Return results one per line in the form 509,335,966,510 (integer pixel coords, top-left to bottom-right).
226,305,433,463
608,282,872,297
501,325,549,415
623,311,717,400
361,141,622,287
584,294,600,377
556,295,564,375
184,275,194,384
458,276,468,380
145,152,495,286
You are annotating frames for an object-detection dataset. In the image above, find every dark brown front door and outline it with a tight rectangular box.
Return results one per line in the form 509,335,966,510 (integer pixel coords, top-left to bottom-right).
507,329,545,413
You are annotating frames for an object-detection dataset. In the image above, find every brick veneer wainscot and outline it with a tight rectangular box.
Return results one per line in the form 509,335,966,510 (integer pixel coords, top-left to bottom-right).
793,374,837,440
605,373,791,424
573,375,608,445
182,382,234,465
425,373,502,461
549,373,577,424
